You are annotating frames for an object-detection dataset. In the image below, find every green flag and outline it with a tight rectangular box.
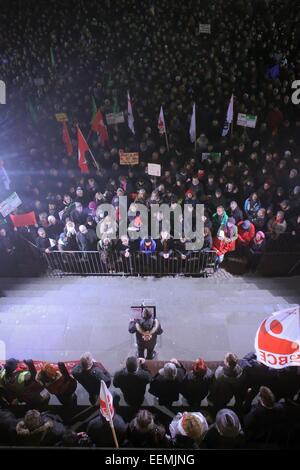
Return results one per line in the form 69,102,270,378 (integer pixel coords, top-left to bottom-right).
28,101,38,125
50,47,55,67
91,96,97,122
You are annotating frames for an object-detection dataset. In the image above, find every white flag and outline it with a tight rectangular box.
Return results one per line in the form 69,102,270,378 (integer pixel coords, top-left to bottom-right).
100,380,115,421
127,91,135,134
189,103,196,143
0,161,11,190
158,106,166,135
222,94,234,137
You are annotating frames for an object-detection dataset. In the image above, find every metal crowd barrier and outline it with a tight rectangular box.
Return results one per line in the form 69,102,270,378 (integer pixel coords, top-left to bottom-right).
43,250,217,277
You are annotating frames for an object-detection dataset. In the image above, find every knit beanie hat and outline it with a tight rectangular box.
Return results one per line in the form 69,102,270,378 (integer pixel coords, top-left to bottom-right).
241,220,251,230
215,409,242,438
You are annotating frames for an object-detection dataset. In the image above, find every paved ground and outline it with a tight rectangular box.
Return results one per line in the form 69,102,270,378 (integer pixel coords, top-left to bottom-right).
0,273,299,405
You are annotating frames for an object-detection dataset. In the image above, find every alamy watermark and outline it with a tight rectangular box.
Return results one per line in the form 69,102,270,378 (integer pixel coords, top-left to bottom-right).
291,80,300,105
0,80,6,104
94,197,205,250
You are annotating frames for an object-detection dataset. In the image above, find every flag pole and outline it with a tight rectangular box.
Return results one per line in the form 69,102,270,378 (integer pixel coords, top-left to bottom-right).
194,103,197,152
164,130,170,152
230,95,234,138
88,147,100,171
102,388,119,449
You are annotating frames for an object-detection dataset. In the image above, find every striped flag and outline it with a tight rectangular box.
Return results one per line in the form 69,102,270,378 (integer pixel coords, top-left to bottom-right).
222,94,234,137
127,91,135,134
189,102,196,143
158,106,166,135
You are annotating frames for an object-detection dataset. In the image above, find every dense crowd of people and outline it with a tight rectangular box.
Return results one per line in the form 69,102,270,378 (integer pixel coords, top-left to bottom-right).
0,0,300,276
1,351,300,448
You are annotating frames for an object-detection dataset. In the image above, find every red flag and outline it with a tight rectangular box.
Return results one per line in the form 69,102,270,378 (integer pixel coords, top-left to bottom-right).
62,122,73,156
158,106,166,135
99,380,114,421
77,126,90,174
10,211,37,228
91,110,109,145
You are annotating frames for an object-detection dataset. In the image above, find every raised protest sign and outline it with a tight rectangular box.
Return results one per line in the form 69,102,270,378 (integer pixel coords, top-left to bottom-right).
119,151,139,166
0,192,22,217
147,163,161,177
237,113,257,128
199,23,211,34
255,306,300,369
105,112,125,125
55,113,68,122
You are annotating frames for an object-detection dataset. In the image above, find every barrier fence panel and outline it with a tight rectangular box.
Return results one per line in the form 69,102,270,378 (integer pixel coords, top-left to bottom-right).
43,250,217,277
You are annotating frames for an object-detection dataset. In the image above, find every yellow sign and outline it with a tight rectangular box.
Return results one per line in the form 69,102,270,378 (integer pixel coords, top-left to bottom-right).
55,113,68,122
119,151,139,166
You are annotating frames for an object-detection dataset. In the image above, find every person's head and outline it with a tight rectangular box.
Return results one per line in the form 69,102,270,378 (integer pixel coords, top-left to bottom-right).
215,409,242,438
126,356,138,374
48,215,56,225
179,412,208,442
259,386,275,408
276,211,285,222
80,352,94,370
257,208,266,218
75,202,83,213
159,362,177,380
241,220,251,231
144,238,153,248
41,363,58,381
0,228,6,237
79,225,88,234
64,194,72,204
24,410,42,432
142,308,153,321
255,231,265,243
193,358,207,378
5,358,18,375
76,187,84,197
216,206,224,216
251,192,258,201
224,352,238,369
132,410,155,433
38,227,46,238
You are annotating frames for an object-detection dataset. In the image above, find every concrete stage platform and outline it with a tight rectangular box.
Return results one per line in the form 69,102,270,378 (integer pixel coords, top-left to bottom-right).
0,273,299,405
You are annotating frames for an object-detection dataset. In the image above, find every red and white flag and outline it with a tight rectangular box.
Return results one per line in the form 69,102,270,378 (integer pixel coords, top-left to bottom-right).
100,380,114,421
255,305,300,369
62,122,73,156
91,109,109,146
77,126,90,174
10,211,37,228
158,106,166,135
127,91,135,134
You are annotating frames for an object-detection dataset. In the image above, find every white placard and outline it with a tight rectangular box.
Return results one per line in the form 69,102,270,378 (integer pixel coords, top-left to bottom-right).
237,113,257,128
0,192,22,217
199,23,211,34
147,163,161,177
105,112,125,125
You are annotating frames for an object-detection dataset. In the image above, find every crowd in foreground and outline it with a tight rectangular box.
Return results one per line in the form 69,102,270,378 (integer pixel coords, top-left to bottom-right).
1,351,300,448
0,0,300,275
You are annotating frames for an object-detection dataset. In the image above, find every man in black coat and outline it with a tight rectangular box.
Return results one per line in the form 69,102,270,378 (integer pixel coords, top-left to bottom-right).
129,309,163,359
113,357,151,407
72,352,111,405
149,359,186,407
244,386,285,446
87,412,127,447
181,358,214,407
